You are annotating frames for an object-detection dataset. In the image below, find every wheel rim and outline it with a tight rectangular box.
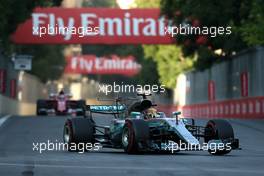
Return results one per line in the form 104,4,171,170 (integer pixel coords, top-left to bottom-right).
64,125,70,143
122,128,129,148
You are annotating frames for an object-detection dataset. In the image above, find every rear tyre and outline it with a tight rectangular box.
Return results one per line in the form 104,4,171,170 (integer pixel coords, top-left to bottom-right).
63,118,95,152
204,119,234,155
122,119,149,154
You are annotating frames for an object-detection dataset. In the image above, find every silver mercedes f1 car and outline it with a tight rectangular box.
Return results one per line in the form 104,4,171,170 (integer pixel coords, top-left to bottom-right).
63,93,240,155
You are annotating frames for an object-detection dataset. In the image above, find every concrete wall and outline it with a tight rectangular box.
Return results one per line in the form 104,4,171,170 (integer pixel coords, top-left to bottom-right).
19,72,47,103
174,46,264,105
0,94,36,115
0,48,46,115
0,71,46,115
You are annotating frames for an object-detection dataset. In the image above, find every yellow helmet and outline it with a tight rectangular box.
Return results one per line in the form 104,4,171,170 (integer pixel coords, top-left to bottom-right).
146,108,157,118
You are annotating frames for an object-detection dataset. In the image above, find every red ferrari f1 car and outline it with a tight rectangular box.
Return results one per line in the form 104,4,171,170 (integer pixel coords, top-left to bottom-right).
36,90,85,116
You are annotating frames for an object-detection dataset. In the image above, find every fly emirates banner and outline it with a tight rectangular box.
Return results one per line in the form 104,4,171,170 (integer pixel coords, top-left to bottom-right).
12,7,174,44
64,55,141,76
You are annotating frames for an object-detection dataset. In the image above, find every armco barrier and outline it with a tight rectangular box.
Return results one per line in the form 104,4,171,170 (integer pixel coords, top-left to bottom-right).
158,96,264,119
0,94,35,115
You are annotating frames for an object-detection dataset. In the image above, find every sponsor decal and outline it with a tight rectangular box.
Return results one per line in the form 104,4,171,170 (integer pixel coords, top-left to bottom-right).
64,55,141,76
12,8,173,44
90,105,126,112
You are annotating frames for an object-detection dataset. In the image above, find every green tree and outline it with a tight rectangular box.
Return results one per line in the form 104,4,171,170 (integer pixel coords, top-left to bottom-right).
240,0,264,45
82,0,117,7
135,0,195,88
143,45,194,88
0,0,64,82
160,0,264,68
17,45,65,82
135,0,161,8
0,0,62,51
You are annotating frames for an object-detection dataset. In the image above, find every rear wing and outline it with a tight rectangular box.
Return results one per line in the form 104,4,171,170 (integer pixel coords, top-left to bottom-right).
85,105,126,114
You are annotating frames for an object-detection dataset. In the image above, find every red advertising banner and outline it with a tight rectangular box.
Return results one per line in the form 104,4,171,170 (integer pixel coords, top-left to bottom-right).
64,55,141,76
10,79,17,98
0,69,7,94
208,80,215,101
240,72,248,97
12,8,173,44
158,96,264,119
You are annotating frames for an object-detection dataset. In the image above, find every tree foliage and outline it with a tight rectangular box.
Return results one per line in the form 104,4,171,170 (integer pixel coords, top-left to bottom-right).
0,0,63,82
17,45,65,82
135,0,161,8
82,0,117,7
143,45,194,88
160,0,264,68
239,0,264,45
0,0,61,49
135,0,195,88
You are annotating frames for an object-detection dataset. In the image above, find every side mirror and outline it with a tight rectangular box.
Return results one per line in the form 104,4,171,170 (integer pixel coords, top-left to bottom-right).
172,111,181,125
172,111,181,116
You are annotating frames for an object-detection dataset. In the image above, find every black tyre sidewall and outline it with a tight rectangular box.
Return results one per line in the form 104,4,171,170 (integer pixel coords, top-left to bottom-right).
123,121,138,154
205,120,234,155
63,118,95,152
63,119,76,152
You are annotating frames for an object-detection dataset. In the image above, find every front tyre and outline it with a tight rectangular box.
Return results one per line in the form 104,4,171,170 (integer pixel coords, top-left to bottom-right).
63,118,95,152
205,119,234,155
122,122,138,154
122,119,149,154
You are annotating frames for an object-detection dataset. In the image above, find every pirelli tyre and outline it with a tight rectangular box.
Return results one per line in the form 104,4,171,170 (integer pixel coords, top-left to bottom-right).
36,100,47,116
204,119,234,155
63,118,95,152
122,119,149,154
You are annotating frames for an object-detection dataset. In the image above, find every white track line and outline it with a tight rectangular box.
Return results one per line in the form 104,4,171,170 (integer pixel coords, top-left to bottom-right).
0,115,11,127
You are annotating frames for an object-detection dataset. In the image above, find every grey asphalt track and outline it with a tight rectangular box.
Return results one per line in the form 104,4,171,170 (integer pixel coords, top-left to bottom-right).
0,115,264,176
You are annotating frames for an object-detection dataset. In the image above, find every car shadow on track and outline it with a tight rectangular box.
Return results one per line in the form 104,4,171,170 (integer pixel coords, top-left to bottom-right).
88,150,240,157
